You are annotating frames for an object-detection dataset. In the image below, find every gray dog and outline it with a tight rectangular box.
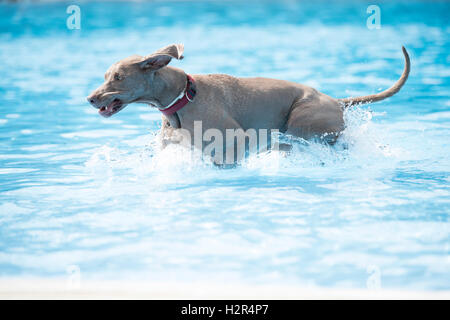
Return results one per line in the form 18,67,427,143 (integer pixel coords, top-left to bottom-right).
87,44,410,162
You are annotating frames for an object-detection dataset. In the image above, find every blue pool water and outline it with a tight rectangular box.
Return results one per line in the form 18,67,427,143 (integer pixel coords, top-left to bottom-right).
0,0,449,291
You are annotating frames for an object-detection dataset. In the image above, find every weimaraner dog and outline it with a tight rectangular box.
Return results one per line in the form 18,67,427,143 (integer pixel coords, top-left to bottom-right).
87,44,410,163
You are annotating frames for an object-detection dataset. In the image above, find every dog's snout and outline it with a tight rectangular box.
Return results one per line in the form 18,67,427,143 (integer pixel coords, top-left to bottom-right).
87,94,100,107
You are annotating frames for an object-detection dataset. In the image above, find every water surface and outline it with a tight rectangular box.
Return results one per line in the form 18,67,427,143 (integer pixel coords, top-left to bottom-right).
0,0,449,290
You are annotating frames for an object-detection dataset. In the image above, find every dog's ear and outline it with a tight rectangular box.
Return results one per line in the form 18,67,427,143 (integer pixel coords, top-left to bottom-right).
139,44,184,70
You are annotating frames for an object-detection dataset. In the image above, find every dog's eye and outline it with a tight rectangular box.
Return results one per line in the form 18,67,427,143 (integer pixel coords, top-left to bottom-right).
114,73,123,81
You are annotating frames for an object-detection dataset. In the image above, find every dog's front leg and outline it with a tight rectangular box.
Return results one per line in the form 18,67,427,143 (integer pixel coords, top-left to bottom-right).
159,116,187,149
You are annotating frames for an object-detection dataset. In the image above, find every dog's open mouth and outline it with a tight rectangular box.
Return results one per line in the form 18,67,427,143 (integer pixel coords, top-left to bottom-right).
99,98,124,117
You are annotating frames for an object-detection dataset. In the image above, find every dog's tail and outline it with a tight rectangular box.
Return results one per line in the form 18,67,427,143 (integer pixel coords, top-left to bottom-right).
338,46,410,108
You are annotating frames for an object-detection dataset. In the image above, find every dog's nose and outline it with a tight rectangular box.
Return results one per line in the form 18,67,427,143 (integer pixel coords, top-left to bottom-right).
87,95,99,107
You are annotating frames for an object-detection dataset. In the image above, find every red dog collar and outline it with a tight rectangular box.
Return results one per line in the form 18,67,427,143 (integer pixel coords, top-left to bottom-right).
158,74,196,116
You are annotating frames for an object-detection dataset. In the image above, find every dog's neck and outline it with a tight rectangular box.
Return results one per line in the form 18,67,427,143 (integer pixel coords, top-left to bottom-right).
136,66,189,128
145,66,187,109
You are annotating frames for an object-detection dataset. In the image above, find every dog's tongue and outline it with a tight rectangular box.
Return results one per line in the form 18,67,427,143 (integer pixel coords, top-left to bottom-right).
99,100,121,115
99,102,115,114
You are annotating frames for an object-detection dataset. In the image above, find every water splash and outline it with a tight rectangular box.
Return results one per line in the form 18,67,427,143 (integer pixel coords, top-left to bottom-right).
84,105,401,179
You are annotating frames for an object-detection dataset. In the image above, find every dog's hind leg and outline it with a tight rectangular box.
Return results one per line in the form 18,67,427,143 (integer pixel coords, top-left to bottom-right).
285,95,345,144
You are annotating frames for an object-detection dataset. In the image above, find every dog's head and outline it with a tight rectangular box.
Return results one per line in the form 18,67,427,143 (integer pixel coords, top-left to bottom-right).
87,44,184,117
